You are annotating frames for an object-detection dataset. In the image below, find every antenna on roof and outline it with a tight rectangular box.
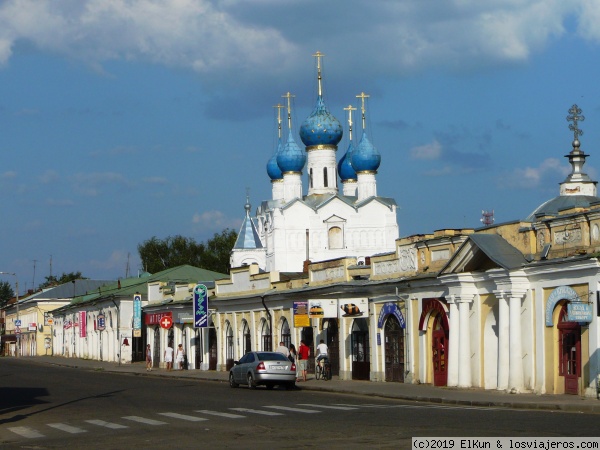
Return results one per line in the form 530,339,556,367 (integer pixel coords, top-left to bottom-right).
480,210,494,227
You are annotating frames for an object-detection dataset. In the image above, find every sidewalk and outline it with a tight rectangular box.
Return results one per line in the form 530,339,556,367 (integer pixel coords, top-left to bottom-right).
22,356,600,414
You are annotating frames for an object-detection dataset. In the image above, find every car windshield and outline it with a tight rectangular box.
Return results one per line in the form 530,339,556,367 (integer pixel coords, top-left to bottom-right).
257,352,288,362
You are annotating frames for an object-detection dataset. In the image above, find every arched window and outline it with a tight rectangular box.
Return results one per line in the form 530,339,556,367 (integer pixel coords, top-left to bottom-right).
280,319,291,348
261,319,271,351
309,168,313,188
323,167,328,187
242,320,251,354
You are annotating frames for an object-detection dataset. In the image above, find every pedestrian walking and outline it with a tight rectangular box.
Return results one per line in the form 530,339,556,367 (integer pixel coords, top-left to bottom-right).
297,340,310,382
175,344,185,370
276,341,289,358
164,343,174,371
145,344,152,371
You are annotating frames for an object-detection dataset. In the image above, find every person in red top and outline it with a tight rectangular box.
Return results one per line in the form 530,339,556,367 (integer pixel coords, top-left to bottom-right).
297,340,310,382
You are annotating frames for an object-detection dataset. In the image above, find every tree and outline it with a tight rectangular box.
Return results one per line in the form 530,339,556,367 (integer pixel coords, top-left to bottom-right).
138,228,238,274
0,281,14,308
39,272,87,289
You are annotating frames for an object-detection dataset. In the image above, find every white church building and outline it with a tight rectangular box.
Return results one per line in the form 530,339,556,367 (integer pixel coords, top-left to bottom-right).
231,52,399,272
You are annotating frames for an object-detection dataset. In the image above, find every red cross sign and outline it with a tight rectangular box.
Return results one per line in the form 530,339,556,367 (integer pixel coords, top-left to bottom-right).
159,316,173,329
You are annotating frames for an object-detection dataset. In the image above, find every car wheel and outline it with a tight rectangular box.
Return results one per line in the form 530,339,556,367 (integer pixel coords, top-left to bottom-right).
229,372,238,388
266,383,274,390
247,373,256,389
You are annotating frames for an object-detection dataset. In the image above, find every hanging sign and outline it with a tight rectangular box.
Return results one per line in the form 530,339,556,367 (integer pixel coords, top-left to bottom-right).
97,314,106,331
293,301,310,328
133,293,142,331
78,311,87,338
567,302,592,323
193,284,208,328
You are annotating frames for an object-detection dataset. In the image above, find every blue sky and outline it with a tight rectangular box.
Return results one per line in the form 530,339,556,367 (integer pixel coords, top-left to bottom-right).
1,0,600,292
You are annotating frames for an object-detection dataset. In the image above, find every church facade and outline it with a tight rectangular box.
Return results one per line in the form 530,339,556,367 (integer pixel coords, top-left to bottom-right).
219,60,600,397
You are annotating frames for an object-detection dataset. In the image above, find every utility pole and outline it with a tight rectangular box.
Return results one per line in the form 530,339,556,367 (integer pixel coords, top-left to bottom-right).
32,259,37,292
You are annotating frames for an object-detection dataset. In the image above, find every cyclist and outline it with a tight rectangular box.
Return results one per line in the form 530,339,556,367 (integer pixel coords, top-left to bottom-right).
316,339,328,364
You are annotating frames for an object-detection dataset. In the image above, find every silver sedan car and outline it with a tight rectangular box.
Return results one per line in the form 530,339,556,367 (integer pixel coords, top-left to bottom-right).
229,351,296,390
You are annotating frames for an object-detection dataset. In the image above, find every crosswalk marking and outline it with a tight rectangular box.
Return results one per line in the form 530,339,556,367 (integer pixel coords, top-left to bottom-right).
158,412,207,422
263,405,321,414
230,407,283,416
123,416,167,425
7,426,45,439
85,419,129,429
47,423,87,434
195,410,246,419
297,403,358,410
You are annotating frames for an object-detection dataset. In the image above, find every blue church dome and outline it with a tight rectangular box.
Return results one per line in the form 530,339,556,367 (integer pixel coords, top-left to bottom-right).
277,130,306,173
266,138,283,180
299,96,343,147
338,142,357,181
351,132,380,172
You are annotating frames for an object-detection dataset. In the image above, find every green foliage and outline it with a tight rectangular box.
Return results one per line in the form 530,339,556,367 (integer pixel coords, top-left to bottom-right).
138,228,237,274
39,272,87,289
0,281,14,308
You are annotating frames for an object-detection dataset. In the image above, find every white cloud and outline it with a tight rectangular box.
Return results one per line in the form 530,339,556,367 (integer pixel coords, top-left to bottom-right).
0,0,584,77
1,171,17,180
192,210,240,231
72,171,131,196
500,157,569,189
39,170,60,184
410,140,442,160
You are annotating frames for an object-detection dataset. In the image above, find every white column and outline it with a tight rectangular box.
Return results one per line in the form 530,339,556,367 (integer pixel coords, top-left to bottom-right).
271,179,284,200
342,180,357,196
493,291,510,390
457,296,472,388
508,294,525,392
447,296,459,387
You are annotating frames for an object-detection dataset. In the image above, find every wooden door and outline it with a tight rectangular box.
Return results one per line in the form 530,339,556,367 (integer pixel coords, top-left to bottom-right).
384,316,404,382
432,315,448,386
558,306,581,395
325,319,339,377
351,319,370,380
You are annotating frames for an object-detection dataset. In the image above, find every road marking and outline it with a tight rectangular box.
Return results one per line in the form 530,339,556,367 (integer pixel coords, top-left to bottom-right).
158,412,207,422
297,403,358,410
47,423,87,434
263,405,321,413
122,416,168,425
7,426,45,439
85,419,129,429
230,408,283,416
195,410,246,419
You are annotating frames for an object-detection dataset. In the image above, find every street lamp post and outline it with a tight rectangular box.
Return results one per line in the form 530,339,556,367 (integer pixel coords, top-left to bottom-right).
0,272,19,358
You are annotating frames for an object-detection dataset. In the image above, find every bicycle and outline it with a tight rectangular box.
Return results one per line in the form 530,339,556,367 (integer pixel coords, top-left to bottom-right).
315,356,331,381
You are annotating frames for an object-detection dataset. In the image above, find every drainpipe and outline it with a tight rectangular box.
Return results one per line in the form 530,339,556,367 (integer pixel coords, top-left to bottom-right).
261,294,272,351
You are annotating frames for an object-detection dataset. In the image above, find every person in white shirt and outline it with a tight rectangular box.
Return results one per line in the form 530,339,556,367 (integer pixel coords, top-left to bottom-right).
316,339,328,363
276,341,289,358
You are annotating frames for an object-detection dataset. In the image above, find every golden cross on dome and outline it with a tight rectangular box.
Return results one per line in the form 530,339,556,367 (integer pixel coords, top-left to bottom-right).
566,104,585,141
273,103,284,139
282,92,295,131
344,104,357,141
356,92,370,130
313,51,325,96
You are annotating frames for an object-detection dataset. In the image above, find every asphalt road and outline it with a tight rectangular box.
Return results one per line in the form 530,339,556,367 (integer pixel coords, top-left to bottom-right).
1,359,598,449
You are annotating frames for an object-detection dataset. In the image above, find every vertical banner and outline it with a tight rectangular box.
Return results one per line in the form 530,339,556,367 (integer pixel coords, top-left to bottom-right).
193,284,208,328
133,293,142,337
78,311,87,338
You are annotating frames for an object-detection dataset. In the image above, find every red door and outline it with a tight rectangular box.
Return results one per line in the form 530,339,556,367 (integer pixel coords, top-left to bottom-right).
432,315,448,386
558,306,581,395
